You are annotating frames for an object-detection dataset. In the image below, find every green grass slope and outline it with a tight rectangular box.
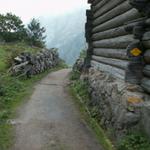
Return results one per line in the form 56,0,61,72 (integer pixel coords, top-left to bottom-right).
0,42,66,150
0,42,41,72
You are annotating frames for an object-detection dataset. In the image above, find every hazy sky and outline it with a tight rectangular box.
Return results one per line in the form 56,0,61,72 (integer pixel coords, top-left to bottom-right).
0,0,88,23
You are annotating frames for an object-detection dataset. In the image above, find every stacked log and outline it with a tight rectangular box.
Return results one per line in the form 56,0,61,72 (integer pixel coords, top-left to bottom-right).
10,48,59,77
86,1,140,79
86,0,150,93
144,50,150,63
142,49,150,93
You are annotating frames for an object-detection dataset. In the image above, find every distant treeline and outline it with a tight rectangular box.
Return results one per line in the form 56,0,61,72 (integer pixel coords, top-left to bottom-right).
0,13,46,48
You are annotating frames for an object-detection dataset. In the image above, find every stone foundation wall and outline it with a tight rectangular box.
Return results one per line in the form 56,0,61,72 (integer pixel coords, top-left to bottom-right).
87,67,150,140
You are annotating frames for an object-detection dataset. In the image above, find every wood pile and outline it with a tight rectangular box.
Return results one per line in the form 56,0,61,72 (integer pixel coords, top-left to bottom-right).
10,48,59,77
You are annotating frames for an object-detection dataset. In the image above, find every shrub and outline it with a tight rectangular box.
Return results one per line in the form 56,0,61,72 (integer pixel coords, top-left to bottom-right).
5,48,21,67
72,80,89,102
118,132,150,150
70,70,81,80
79,49,86,59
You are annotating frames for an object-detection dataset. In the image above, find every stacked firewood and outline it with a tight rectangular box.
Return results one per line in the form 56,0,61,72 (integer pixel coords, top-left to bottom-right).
10,48,59,77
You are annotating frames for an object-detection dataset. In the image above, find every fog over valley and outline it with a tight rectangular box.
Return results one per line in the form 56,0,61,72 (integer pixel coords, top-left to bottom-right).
40,9,87,65
0,0,89,65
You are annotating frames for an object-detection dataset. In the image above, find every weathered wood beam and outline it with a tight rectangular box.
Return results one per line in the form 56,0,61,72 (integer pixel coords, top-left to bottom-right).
125,18,150,26
92,9,141,33
93,35,133,49
85,10,93,43
91,0,100,5
143,31,150,41
91,60,125,80
144,50,150,64
93,0,125,18
143,65,150,77
92,55,129,70
88,0,93,4
141,78,150,93
12,61,29,70
125,61,144,85
92,26,127,41
143,40,150,49
92,18,149,41
146,19,150,25
93,48,128,60
141,31,150,49
93,1,132,26
88,0,98,4
92,0,109,12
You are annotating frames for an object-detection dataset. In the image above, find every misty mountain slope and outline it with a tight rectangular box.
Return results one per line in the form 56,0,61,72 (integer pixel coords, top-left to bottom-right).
40,9,87,65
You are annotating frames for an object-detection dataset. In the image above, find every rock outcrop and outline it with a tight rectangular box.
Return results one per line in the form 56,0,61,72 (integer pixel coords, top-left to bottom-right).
73,58,150,139
73,58,84,73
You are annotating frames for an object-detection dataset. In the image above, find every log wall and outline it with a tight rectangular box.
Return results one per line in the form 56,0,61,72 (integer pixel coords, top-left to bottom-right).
86,0,150,94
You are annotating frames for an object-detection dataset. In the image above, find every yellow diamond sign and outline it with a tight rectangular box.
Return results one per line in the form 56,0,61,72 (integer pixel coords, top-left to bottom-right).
130,48,142,56
127,97,143,104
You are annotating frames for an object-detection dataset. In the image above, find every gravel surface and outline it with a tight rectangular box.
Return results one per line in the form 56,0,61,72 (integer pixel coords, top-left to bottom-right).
12,69,103,150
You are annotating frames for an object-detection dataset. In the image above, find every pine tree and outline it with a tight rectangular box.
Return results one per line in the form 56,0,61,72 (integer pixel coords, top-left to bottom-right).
27,18,46,48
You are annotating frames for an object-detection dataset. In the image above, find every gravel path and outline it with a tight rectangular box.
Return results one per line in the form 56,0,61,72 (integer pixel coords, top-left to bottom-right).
12,69,103,150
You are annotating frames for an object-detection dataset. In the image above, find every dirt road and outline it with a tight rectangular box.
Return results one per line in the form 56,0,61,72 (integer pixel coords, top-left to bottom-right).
12,69,103,150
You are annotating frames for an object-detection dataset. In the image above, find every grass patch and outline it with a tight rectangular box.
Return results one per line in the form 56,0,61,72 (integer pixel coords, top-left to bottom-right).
0,42,68,149
0,42,41,71
69,70,150,150
69,79,115,150
0,63,67,150
69,70,81,81
118,132,150,150
0,124,12,150
0,42,41,54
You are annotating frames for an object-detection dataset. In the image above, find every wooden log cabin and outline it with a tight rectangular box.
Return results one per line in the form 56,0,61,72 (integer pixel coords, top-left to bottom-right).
85,0,150,94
